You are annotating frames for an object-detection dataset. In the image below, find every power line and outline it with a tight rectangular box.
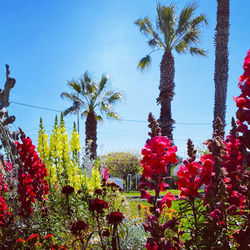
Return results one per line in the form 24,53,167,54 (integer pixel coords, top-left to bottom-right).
10,100,213,125
10,101,62,113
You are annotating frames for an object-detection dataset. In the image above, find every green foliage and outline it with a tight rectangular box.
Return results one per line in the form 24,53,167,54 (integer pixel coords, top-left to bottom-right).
135,2,207,68
102,152,141,180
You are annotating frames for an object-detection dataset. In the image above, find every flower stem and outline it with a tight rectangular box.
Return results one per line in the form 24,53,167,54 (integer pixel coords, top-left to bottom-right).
96,214,105,250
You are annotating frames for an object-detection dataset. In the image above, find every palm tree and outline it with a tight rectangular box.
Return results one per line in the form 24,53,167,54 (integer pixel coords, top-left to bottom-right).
213,0,230,134
135,3,207,140
61,72,122,159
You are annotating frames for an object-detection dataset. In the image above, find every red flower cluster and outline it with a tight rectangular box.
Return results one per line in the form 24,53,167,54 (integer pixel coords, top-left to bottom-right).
176,154,214,198
0,168,11,226
26,234,39,243
139,131,178,249
88,198,109,213
106,211,124,224
234,50,250,140
140,136,178,178
16,129,49,217
223,133,246,209
70,220,88,236
61,185,74,195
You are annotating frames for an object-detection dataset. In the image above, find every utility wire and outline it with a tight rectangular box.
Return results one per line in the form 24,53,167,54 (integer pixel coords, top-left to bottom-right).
10,100,213,125
10,101,62,113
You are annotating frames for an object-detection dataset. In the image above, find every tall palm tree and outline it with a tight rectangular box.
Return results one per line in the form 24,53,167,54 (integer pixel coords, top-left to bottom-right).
213,0,230,134
135,3,207,140
61,72,122,159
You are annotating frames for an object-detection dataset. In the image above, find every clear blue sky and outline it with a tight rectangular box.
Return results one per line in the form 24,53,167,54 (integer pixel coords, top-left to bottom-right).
0,0,249,159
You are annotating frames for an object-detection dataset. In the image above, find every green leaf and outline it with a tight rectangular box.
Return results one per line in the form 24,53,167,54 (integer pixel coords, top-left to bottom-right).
156,4,176,47
108,92,123,104
190,47,206,56
176,3,196,35
138,55,151,70
175,41,188,53
107,112,119,120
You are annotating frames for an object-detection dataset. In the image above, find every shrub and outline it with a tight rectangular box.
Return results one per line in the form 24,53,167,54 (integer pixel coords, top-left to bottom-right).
102,152,141,181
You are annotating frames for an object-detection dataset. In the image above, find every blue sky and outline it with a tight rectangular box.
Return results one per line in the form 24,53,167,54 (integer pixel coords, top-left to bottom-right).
0,0,249,159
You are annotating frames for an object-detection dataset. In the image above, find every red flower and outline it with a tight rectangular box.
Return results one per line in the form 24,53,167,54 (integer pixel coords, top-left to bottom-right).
16,238,25,244
141,136,178,178
240,49,250,81
44,234,53,240
70,220,88,236
61,185,74,195
88,198,109,213
16,129,49,217
157,192,175,210
102,228,110,237
145,238,158,250
210,209,223,221
140,189,153,203
26,234,39,243
106,212,124,224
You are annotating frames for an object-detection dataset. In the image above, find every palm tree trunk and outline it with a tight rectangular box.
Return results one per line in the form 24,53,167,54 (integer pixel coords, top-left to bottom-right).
157,50,175,141
213,0,230,134
85,110,97,160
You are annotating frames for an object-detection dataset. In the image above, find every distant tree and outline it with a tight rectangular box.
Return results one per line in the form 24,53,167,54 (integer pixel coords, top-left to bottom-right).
213,0,230,134
61,72,122,159
102,152,141,181
135,3,207,141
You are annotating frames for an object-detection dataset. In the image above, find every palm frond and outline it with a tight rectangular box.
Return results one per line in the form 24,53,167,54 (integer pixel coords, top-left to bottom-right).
156,4,176,48
101,102,112,112
67,81,81,93
182,28,200,45
147,38,162,49
81,110,89,118
175,41,188,54
99,75,109,93
83,71,91,84
176,3,196,35
85,82,97,95
138,55,151,70
135,17,154,37
63,106,78,116
95,114,103,122
106,112,119,120
108,92,123,104
189,47,206,56
190,14,208,28
135,17,164,48
60,91,74,100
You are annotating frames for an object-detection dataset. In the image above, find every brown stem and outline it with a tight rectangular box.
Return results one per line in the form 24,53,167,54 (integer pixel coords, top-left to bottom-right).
96,214,105,250
190,198,200,250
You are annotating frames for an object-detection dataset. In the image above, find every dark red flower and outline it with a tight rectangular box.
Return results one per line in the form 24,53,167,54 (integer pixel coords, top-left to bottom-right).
70,220,88,236
106,212,124,224
88,198,109,213
145,238,158,250
62,185,74,195
94,189,102,195
210,209,223,221
102,228,110,237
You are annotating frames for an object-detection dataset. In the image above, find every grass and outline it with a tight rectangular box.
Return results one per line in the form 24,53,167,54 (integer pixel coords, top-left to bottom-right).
123,189,181,196
123,189,204,197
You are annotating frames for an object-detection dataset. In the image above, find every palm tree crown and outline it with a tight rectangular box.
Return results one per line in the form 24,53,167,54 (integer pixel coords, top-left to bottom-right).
61,72,122,159
135,3,207,140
